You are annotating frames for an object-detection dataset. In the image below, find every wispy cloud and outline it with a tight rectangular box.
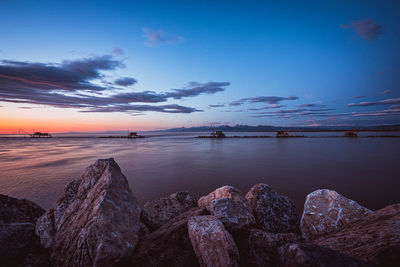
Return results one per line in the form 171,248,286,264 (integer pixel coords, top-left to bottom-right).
0,56,229,114
381,89,391,95
248,104,284,111
297,103,326,108
230,96,298,106
112,47,124,56
340,19,382,42
209,104,225,108
353,95,367,99
167,82,229,99
346,98,400,107
142,28,185,47
114,77,137,86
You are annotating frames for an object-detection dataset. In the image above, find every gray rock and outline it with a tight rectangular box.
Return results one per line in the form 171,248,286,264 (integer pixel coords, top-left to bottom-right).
210,198,255,232
233,228,302,266
0,194,45,224
279,243,369,267
198,185,245,210
300,189,371,240
132,207,208,267
198,186,255,232
245,183,300,233
142,191,197,231
35,158,141,266
188,215,240,267
313,203,400,266
0,194,48,266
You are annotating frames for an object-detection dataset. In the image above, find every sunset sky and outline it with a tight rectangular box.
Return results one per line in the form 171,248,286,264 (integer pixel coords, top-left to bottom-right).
1,0,400,133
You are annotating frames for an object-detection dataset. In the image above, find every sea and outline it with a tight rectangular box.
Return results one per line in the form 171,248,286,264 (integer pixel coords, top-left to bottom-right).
1,131,399,213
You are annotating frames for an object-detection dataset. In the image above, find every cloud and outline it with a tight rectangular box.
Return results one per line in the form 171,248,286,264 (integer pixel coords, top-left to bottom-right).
340,19,382,42
346,98,400,107
142,28,185,47
209,104,225,108
112,47,124,56
381,89,391,95
230,96,298,106
248,104,284,111
114,77,137,86
297,103,326,108
0,56,228,114
0,55,122,93
81,104,202,114
353,95,367,99
167,82,229,99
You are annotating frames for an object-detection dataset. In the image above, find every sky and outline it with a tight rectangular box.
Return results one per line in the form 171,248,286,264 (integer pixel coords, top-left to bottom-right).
0,0,400,133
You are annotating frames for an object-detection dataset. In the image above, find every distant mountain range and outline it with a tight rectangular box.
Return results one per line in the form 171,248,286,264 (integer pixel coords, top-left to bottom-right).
161,124,400,132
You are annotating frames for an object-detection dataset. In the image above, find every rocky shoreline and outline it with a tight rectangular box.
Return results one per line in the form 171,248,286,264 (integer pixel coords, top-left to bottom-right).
1,158,399,266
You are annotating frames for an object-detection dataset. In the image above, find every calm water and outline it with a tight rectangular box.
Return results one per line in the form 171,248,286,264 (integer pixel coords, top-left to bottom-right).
0,132,399,213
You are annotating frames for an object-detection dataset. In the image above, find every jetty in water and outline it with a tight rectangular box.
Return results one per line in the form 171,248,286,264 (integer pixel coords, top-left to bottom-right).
30,132,52,138
100,132,145,139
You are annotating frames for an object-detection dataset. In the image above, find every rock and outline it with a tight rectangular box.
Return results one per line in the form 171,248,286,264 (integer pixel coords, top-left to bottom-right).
0,194,45,224
35,179,81,248
300,189,371,240
142,191,197,231
132,207,208,267
233,228,302,266
279,243,368,267
198,185,244,210
0,194,48,266
188,215,239,267
210,198,255,232
313,204,400,266
245,183,300,233
198,186,255,232
35,158,141,267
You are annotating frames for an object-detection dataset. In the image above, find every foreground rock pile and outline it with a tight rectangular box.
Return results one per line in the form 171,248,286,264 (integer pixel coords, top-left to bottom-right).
0,158,399,266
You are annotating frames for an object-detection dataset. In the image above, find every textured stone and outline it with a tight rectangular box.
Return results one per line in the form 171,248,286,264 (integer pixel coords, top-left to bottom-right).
245,183,300,233
279,243,368,267
35,179,81,248
142,191,197,231
0,194,48,266
188,215,240,267
35,158,141,267
198,186,254,232
233,228,302,267
313,204,400,266
210,198,255,232
132,207,208,267
198,185,245,210
0,194,45,224
300,189,371,240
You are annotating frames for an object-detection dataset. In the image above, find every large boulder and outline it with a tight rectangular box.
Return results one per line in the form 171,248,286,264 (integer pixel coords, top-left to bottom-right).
198,186,255,232
313,204,400,266
188,215,240,267
132,207,208,267
198,186,244,209
35,178,81,248
35,158,141,267
279,243,368,267
233,228,302,267
0,194,45,224
0,194,48,266
300,189,371,240
245,183,300,233
142,191,197,231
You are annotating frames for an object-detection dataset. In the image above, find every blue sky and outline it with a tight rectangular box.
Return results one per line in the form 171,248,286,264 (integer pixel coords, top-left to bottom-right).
0,0,399,132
